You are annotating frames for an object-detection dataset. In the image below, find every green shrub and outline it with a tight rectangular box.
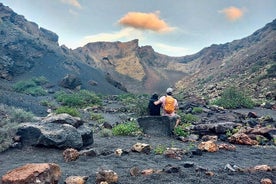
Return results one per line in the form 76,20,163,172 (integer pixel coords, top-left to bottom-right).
266,64,276,78
192,107,203,114
31,76,48,85
112,121,141,136
9,108,35,123
55,106,80,117
154,144,166,155
173,123,191,137
55,90,102,108
211,87,254,109
40,100,56,108
0,104,35,152
181,113,199,124
13,77,48,96
90,113,104,123
117,93,149,116
99,128,113,137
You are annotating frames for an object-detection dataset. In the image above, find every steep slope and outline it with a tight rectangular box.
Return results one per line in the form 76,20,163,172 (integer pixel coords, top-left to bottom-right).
176,19,276,102
0,3,124,95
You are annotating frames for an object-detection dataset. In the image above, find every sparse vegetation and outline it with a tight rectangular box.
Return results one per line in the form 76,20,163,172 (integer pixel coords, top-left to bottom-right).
99,128,113,137
211,87,254,109
173,123,191,137
55,90,102,108
192,107,203,114
55,106,80,117
0,104,35,152
117,93,149,116
180,113,199,124
266,64,276,78
112,121,141,136
90,113,104,123
13,76,48,96
154,144,166,155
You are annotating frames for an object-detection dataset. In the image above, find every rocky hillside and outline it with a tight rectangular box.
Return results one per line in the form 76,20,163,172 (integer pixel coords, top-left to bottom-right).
0,2,275,106
176,19,276,103
0,3,125,95
73,39,187,93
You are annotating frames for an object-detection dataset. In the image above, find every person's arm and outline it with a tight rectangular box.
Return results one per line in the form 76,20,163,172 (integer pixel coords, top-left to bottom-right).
154,100,162,105
174,99,179,110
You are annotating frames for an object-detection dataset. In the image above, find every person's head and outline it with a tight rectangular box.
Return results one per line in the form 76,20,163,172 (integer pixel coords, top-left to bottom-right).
151,93,159,100
166,87,173,95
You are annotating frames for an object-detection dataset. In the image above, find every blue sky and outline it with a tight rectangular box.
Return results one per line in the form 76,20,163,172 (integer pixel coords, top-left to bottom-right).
1,0,276,56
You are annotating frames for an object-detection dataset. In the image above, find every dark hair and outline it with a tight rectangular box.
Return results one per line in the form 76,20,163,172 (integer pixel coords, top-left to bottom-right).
151,93,159,100
166,92,172,96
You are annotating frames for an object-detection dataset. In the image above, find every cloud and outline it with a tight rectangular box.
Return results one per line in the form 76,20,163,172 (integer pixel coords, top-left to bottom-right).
118,11,174,32
60,0,81,8
154,43,191,56
79,28,144,46
219,6,244,21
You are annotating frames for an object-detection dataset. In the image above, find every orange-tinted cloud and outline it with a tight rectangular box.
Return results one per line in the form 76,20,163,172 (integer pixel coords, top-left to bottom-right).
61,0,81,8
118,12,173,32
220,6,244,21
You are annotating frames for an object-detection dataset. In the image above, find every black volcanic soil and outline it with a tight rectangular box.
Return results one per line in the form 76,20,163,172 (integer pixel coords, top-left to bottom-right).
0,131,276,184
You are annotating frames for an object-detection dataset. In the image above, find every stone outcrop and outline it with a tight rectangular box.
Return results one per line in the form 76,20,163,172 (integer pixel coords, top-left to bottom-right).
137,116,176,136
131,142,151,154
95,170,118,184
16,113,93,149
1,163,61,184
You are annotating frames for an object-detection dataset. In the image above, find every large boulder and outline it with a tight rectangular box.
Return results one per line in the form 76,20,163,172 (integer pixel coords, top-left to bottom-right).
1,163,61,184
137,116,176,136
16,114,93,149
191,122,241,135
17,122,84,149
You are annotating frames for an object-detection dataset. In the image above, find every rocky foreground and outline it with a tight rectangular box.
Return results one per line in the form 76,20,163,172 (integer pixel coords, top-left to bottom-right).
0,98,276,184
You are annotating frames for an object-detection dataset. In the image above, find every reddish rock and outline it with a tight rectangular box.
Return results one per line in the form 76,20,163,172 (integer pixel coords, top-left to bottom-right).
261,178,273,184
95,169,118,184
217,143,236,151
253,165,272,172
131,142,151,154
1,163,61,184
64,176,88,184
198,141,218,152
228,133,258,145
141,169,155,175
63,148,80,162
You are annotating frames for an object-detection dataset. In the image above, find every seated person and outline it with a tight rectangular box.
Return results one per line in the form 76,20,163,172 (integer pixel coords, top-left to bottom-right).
148,93,161,116
154,88,181,127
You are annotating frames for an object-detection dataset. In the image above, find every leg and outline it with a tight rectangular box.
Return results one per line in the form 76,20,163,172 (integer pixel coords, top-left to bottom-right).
174,114,181,128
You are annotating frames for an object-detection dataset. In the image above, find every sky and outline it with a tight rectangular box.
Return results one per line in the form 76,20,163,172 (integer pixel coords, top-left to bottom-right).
1,0,276,56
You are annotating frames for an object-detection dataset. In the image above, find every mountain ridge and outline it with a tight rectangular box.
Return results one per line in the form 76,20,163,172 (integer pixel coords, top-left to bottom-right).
0,2,275,110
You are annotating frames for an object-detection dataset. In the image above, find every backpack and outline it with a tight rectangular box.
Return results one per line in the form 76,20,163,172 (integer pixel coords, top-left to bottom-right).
164,96,175,114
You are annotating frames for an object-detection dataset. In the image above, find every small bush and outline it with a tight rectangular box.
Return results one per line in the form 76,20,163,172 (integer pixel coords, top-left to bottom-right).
55,106,80,117
181,113,198,124
112,121,141,136
173,123,191,137
40,100,56,108
13,77,48,96
99,128,113,137
154,144,166,155
0,104,35,152
211,87,254,109
55,90,102,108
192,107,203,114
90,113,104,123
117,93,149,116
266,64,276,78
9,108,35,123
